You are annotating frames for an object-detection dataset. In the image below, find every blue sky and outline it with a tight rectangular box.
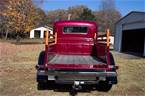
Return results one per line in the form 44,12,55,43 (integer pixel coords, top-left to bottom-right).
35,0,145,16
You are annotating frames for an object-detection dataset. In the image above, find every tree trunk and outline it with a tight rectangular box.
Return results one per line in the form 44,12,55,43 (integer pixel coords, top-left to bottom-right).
5,30,9,40
16,33,21,43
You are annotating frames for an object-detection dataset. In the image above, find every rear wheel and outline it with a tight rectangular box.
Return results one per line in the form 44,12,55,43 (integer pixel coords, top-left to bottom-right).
37,75,55,90
97,52,115,91
38,51,45,65
37,82,47,90
110,52,115,66
37,51,47,90
37,80,55,90
97,81,112,92
109,52,118,84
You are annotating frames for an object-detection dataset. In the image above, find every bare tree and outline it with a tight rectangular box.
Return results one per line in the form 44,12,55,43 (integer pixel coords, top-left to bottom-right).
47,9,68,26
68,5,88,20
47,5,89,26
100,0,116,11
95,0,121,35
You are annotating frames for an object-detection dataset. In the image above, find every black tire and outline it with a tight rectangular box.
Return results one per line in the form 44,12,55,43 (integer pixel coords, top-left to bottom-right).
109,52,117,72
110,52,115,65
37,82,47,90
37,81,55,90
38,51,45,65
97,81,112,92
37,51,46,90
108,53,118,84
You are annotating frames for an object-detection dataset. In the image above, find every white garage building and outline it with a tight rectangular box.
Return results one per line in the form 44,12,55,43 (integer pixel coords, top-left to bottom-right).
114,11,145,57
30,27,53,38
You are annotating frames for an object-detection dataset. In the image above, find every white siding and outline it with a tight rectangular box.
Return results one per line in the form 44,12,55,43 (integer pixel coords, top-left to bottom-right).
40,30,44,38
30,30,34,38
114,24,123,51
29,27,53,38
123,22,145,30
115,12,145,54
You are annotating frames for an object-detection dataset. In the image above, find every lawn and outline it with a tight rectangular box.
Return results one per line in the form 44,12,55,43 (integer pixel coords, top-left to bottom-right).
0,42,145,96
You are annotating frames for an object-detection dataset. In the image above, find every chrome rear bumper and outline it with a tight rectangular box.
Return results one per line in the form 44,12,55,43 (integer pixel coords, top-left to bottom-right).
37,70,117,84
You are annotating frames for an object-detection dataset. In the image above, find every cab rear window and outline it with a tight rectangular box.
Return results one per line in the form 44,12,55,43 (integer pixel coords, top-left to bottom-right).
63,26,88,33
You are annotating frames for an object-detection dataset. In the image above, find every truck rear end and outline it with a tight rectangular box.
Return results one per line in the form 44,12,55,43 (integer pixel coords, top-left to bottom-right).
36,21,118,92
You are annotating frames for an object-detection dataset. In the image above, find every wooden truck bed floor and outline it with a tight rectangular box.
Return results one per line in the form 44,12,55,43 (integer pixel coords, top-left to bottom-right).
48,55,104,64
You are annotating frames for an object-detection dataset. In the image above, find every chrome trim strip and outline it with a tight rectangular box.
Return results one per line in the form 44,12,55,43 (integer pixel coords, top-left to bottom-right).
37,71,117,77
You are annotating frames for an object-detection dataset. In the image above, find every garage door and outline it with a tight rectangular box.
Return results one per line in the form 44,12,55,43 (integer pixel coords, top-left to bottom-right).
121,28,145,56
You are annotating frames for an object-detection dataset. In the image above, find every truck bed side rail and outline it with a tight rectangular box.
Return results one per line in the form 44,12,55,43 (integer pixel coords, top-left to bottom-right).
44,31,57,69
96,29,110,65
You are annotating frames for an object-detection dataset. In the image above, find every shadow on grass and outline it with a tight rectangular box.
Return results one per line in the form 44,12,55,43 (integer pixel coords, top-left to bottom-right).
37,83,111,96
121,52,144,59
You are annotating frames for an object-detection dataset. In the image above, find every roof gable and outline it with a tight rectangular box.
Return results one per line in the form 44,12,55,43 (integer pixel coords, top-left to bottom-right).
116,11,145,24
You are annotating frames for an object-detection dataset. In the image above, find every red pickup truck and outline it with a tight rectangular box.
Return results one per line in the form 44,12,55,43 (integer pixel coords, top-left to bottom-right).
36,21,118,92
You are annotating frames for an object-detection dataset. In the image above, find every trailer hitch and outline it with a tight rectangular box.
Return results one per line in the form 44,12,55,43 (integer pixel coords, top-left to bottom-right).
70,81,82,96
73,81,82,90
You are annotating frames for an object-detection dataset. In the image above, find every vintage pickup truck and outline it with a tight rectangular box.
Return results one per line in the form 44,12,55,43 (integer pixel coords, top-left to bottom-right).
36,20,118,92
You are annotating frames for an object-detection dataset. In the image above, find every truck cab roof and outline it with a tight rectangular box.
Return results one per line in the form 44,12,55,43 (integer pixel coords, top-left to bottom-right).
54,20,98,38
54,20,97,26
